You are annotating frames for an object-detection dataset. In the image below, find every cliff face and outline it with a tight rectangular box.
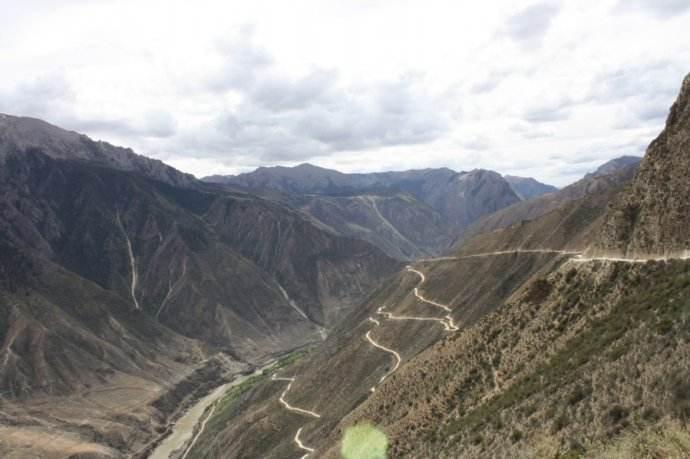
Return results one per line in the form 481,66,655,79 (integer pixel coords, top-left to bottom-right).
596,73,690,256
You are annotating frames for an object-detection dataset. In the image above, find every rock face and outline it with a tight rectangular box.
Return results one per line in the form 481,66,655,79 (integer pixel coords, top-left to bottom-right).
0,119,400,397
596,73,690,255
206,164,524,258
0,114,196,187
504,175,558,200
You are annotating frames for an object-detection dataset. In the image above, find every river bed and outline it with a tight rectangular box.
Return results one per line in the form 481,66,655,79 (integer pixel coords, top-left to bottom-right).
149,362,275,459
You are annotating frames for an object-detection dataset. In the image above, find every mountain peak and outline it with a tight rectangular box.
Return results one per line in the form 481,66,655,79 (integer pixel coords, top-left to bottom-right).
0,113,195,187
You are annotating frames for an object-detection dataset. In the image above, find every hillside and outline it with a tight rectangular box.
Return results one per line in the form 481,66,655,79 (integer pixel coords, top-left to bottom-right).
0,121,400,457
463,156,641,241
292,193,455,260
185,73,690,459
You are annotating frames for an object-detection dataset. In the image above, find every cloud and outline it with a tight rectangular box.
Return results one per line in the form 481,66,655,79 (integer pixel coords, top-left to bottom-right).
511,122,554,139
523,97,573,122
0,75,177,139
0,75,75,120
183,37,449,163
589,61,684,104
460,135,491,151
469,70,511,94
615,0,690,19
69,111,177,139
249,69,338,112
195,77,447,162
503,2,560,48
206,27,274,92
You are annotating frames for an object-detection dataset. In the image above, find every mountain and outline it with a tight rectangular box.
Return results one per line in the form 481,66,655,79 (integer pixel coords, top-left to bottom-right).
595,74,690,256
0,113,196,187
206,164,523,259
464,155,641,241
504,175,558,200
0,118,400,457
585,155,642,179
186,73,690,459
292,193,456,260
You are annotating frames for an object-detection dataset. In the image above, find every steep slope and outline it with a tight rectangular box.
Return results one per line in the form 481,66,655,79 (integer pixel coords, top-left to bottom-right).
293,193,455,260
0,120,400,457
464,156,640,240
0,147,400,365
190,73,690,459
504,174,558,200
0,113,195,187
595,74,690,256
184,187,611,458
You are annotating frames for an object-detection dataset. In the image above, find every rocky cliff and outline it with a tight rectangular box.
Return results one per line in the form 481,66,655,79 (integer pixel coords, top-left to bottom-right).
596,73,690,256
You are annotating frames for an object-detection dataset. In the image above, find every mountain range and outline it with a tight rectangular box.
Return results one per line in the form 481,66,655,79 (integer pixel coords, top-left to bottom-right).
205,164,557,260
180,73,690,458
0,70,686,459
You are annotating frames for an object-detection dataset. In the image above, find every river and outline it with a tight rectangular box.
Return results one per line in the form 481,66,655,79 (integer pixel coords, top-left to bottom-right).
149,361,275,459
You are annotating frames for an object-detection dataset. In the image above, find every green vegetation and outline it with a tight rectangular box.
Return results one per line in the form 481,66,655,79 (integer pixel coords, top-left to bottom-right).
186,349,309,458
273,348,309,371
341,423,388,459
445,260,690,442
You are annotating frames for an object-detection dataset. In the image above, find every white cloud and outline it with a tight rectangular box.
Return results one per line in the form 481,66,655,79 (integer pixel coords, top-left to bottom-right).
0,0,688,186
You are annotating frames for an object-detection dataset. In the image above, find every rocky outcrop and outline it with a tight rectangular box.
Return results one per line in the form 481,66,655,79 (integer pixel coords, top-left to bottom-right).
595,73,690,256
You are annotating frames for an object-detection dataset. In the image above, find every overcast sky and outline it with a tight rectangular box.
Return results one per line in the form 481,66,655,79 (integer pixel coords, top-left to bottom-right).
1,0,689,185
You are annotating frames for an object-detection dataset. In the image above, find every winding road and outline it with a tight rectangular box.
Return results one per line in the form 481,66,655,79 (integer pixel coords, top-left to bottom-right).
271,375,321,419
364,320,402,393
270,374,321,458
267,247,690,458
295,427,315,458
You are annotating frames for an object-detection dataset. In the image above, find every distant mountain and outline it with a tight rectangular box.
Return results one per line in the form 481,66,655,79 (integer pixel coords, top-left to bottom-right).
504,175,558,200
464,155,642,241
293,193,456,260
585,155,642,178
206,164,523,258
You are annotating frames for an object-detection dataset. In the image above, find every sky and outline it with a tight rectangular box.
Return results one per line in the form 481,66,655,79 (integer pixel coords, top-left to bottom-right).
1,0,689,186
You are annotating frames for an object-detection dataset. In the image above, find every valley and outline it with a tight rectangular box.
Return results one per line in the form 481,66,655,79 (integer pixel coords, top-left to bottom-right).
0,68,687,459
2,2,689,458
